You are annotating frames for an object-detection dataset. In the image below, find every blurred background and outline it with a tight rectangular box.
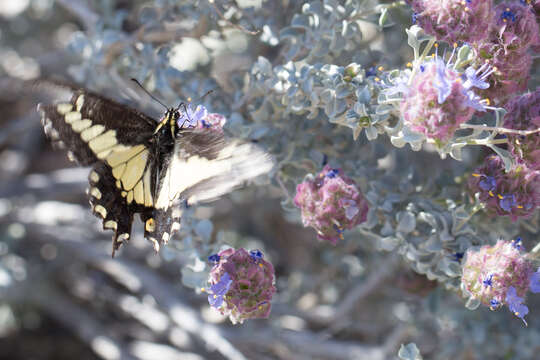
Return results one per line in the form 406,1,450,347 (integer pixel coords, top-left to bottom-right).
0,1,539,359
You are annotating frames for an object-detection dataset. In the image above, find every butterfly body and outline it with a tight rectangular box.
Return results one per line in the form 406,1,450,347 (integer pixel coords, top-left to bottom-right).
37,83,273,256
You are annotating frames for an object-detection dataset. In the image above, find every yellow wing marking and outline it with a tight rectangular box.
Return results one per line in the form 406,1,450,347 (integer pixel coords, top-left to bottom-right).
76,95,85,112
89,130,118,153
81,124,105,142
121,149,149,190
71,119,92,132
64,111,82,124
133,180,144,204
106,144,145,167
56,103,73,115
143,167,153,206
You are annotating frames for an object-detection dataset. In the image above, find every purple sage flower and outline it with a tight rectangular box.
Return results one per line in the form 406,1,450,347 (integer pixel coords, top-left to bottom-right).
294,165,369,244
468,155,540,220
472,1,538,105
408,0,494,44
503,88,540,170
461,239,535,323
206,248,276,324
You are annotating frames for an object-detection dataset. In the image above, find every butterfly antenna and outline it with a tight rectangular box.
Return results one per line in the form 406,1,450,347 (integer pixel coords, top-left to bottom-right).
130,78,168,110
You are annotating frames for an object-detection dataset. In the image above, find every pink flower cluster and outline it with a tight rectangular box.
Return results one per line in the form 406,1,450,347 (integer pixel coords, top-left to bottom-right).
468,155,540,221
474,1,539,105
409,0,494,44
503,87,540,170
399,59,481,144
461,239,540,324
205,248,276,324
294,165,369,244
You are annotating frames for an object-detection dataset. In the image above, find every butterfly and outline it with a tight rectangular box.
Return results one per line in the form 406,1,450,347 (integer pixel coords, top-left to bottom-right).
36,80,273,256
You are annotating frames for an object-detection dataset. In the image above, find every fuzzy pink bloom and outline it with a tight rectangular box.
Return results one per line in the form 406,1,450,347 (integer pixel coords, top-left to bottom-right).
503,87,540,169
468,155,540,220
473,1,538,105
294,165,369,244
409,0,494,44
461,239,534,321
400,59,478,144
207,248,276,324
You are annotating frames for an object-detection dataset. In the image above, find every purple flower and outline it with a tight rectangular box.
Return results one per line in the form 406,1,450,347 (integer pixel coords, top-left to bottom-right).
468,155,540,220
530,268,540,293
462,63,492,90
208,254,221,264
506,286,529,324
206,248,276,324
294,165,369,244
207,272,232,308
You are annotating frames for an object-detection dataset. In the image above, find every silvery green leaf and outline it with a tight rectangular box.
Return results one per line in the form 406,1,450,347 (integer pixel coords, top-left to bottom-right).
465,297,481,310
396,211,416,233
335,83,351,98
195,219,213,241
486,145,514,172
379,236,400,251
449,142,467,161
418,211,437,228
181,266,208,290
406,25,428,59
380,220,394,236
365,125,378,140
356,85,371,103
290,14,311,29
398,343,422,360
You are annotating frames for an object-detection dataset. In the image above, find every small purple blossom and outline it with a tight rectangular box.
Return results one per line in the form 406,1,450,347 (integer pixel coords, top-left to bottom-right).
506,286,529,324
207,272,232,308
461,239,535,323
408,0,494,44
468,155,540,220
206,248,276,324
208,254,221,264
294,165,369,244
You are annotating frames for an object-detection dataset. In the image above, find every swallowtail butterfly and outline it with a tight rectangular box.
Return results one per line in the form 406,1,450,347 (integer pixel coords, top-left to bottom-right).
36,81,273,256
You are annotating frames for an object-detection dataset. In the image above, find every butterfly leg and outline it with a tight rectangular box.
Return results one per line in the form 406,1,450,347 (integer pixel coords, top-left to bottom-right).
87,162,134,257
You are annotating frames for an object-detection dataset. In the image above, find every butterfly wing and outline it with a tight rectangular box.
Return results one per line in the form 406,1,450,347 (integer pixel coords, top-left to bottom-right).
147,129,273,246
37,84,159,255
